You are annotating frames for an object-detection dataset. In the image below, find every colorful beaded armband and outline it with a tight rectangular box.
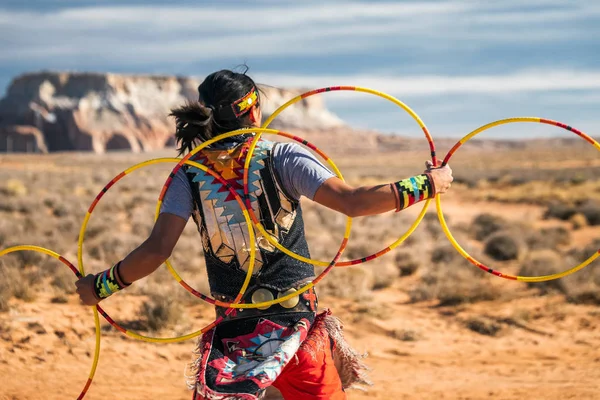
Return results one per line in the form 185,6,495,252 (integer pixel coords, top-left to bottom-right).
390,173,435,212
93,261,130,300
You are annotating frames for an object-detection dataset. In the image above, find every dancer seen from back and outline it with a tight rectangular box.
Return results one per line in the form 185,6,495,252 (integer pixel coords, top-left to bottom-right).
76,68,453,400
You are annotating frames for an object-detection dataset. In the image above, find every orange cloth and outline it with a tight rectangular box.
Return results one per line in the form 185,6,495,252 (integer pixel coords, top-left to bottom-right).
273,339,346,400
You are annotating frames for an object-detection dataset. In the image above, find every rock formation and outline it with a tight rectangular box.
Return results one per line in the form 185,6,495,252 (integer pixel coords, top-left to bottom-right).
0,72,345,153
0,125,47,153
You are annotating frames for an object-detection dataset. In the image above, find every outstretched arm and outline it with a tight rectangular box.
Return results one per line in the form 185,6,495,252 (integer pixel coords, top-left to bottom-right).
76,213,187,306
313,178,396,217
313,163,453,217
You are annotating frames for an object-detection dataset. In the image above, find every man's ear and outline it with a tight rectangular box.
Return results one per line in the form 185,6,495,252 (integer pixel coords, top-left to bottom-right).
249,106,260,125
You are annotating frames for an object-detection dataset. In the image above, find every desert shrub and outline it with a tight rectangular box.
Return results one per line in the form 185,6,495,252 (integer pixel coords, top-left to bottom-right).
52,204,70,218
0,291,10,312
409,272,500,306
410,245,501,306
423,212,445,240
390,328,421,341
431,244,461,264
465,316,502,336
525,226,571,250
452,175,479,188
0,197,38,214
580,200,600,225
471,213,509,241
43,195,60,209
55,217,78,237
517,250,566,294
395,250,420,276
506,175,528,186
353,302,391,320
0,254,43,304
317,267,374,301
5,264,43,303
484,231,523,261
569,213,588,229
0,198,19,212
562,245,600,305
436,279,500,306
544,202,576,221
51,268,76,294
87,233,142,264
569,173,587,185
51,295,69,304
567,239,600,263
567,289,600,305
130,208,154,234
15,249,45,267
141,293,183,331
0,263,12,311
342,238,381,262
2,179,28,196
370,262,398,290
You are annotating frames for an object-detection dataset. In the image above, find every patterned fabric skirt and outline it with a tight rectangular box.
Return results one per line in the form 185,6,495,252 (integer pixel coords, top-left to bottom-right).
188,310,370,400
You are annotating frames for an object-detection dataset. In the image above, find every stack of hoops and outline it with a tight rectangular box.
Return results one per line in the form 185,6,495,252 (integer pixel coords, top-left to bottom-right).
1,86,599,399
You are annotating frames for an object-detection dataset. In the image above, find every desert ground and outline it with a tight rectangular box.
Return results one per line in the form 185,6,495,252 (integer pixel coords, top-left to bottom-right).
1,138,599,399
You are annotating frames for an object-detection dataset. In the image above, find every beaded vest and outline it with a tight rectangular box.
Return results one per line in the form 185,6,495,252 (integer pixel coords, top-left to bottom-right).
184,139,315,300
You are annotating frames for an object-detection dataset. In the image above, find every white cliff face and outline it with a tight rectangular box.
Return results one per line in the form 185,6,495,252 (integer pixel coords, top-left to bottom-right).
0,72,345,153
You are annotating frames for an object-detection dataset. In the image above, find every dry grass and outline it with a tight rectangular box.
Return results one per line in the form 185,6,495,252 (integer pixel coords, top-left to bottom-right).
317,267,374,301
409,242,503,306
472,180,600,205
140,293,184,331
0,141,599,314
390,328,421,341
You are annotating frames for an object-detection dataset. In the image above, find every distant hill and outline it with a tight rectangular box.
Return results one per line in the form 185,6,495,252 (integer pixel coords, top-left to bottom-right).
0,71,594,155
0,71,344,153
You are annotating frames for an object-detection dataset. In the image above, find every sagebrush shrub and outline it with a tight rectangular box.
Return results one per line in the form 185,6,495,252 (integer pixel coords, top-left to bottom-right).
484,231,523,261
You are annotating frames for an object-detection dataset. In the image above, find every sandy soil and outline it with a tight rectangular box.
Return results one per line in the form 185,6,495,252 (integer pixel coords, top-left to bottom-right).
1,199,599,400
1,291,599,400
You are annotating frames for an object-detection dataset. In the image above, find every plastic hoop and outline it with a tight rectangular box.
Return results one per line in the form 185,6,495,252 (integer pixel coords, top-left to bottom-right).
437,117,600,282
255,86,435,266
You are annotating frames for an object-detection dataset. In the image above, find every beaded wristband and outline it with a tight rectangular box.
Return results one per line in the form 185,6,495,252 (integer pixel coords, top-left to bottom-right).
93,261,130,300
391,173,435,212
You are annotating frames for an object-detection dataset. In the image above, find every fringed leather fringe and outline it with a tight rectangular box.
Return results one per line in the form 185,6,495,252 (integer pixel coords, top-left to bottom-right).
301,309,372,391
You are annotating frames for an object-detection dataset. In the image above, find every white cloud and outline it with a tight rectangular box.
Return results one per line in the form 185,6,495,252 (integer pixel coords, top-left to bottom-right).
254,69,600,97
0,1,597,62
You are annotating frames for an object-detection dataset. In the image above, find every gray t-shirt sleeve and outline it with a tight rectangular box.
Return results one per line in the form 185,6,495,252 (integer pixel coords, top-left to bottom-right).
273,142,335,201
159,168,194,220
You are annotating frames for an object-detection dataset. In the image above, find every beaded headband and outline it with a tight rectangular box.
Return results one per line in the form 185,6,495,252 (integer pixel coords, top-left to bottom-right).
232,87,259,117
200,87,259,120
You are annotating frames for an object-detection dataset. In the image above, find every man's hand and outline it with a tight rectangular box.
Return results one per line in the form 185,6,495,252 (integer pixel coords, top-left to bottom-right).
75,274,100,306
425,160,453,194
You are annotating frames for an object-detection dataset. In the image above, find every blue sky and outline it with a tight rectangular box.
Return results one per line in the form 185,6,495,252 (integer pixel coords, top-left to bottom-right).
0,0,599,138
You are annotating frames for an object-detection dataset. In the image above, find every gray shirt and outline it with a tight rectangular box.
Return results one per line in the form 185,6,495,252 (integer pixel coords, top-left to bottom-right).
160,142,335,220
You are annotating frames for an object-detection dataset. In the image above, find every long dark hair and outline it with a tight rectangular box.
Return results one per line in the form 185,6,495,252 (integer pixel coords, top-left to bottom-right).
170,68,260,155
